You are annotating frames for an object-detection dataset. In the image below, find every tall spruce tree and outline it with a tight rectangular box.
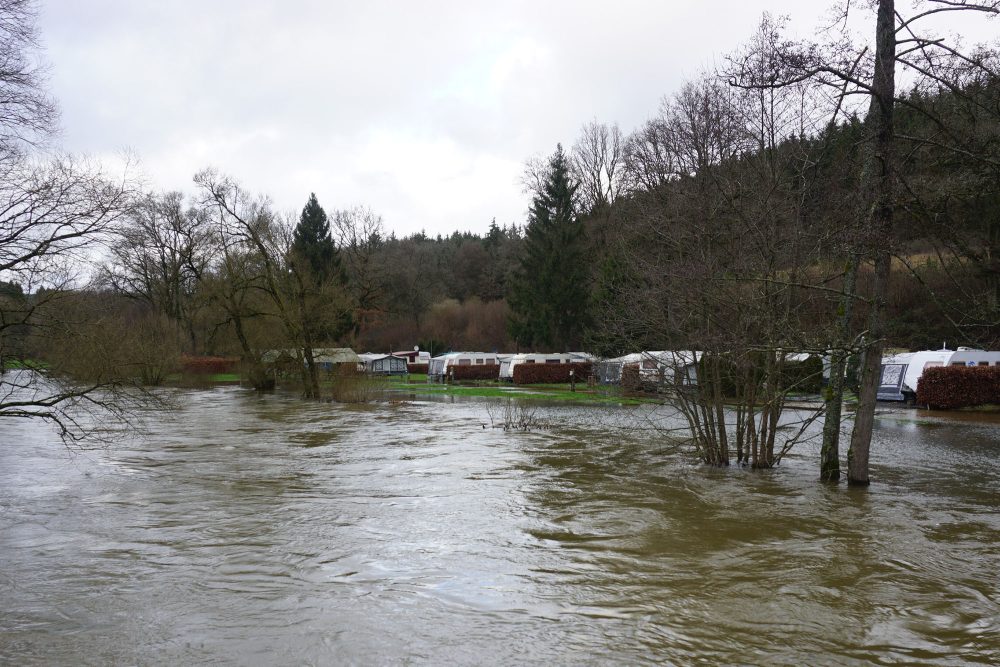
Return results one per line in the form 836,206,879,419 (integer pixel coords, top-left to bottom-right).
288,193,351,398
292,193,341,283
508,144,591,350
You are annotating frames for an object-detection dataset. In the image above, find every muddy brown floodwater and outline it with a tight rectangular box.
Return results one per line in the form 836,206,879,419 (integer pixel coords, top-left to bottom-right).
1,386,999,665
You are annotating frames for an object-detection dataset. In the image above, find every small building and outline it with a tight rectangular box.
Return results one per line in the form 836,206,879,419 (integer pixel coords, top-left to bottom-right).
359,353,409,376
312,348,361,372
261,348,360,371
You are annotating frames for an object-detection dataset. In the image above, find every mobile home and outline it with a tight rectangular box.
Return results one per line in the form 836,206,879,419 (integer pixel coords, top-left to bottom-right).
359,353,409,376
427,352,502,381
498,352,594,381
595,351,701,387
878,347,1000,402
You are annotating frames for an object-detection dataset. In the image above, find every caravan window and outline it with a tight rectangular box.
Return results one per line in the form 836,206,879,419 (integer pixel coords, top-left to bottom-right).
979,361,989,366
951,362,965,367
458,358,471,366
475,358,484,364
641,360,659,370
546,359,560,364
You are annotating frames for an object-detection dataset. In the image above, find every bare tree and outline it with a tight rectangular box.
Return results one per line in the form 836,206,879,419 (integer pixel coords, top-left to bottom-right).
0,155,149,441
193,169,313,391
622,117,677,195
194,170,353,399
600,58,834,468
726,1,1000,484
0,0,57,159
571,120,626,213
104,191,213,352
331,206,388,336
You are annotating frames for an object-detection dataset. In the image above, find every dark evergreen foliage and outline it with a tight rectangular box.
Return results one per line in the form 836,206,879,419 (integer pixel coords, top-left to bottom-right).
508,144,592,350
292,193,343,284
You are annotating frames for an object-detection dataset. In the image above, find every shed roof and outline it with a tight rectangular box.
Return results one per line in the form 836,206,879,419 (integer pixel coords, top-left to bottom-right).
261,348,359,364
313,348,360,364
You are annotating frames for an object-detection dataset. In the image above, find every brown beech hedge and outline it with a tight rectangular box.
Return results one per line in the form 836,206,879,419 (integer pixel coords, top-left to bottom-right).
450,363,500,381
513,362,592,384
407,363,429,374
621,363,641,391
916,366,1000,409
180,355,239,375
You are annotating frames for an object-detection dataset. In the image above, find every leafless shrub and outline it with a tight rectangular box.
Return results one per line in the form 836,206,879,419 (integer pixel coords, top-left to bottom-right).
484,397,545,431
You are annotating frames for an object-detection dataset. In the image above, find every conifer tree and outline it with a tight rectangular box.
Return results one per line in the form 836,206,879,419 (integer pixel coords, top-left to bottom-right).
287,192,351,398
508,144,591,350
292,193,341,283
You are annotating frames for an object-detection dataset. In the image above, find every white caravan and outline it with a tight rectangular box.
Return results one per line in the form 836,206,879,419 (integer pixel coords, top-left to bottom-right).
427,352,502,381
878,347,1000,402
498,352,594,381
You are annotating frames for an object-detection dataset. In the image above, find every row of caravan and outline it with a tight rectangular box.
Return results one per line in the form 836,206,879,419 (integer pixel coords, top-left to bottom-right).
878,347,1000,402
426,352,594,381
425,350,704,385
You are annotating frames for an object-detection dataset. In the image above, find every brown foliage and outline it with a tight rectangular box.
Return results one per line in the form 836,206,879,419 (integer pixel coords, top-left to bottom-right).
916,366,1000,410
513,362,592,385
179,355,239,375
620,363,642,391
450,363,500,381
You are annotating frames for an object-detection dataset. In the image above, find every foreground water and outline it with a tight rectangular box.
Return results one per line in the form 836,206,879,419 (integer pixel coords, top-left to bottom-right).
1,388,999,665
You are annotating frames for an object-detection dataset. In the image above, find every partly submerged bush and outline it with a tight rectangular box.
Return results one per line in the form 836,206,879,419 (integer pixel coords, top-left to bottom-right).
329,365,387,403
916,366,1000,409
512,362,592,385
449,363,500,381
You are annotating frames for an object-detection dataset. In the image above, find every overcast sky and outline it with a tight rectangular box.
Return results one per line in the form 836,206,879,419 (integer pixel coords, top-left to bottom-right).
37,1,998,237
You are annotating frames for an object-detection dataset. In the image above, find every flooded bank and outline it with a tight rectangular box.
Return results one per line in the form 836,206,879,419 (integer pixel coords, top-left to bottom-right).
1,387,998,664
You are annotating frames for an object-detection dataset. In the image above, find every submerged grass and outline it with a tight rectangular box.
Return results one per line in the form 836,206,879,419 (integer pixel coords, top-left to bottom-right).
385,375,654,406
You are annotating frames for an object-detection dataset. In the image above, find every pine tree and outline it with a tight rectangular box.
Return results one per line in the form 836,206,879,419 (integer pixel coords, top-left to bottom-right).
287,193,352,399
292,193,341,283
508,144,591,350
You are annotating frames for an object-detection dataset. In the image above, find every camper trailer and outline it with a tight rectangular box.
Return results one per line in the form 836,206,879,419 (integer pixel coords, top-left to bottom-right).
498,352,594,381
359,353,409,376
595,351,701,387
878,347,1000,402
427,352,502,382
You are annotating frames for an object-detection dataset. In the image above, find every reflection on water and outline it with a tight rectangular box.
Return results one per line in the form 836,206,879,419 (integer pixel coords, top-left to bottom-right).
1,387,999,665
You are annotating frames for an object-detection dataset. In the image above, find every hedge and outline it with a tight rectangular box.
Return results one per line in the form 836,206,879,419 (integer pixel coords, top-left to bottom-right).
408,363,429,374
449,363,500,381
621,363,641,391
180,355,240,375
513,362,592,385
916,366,1000,409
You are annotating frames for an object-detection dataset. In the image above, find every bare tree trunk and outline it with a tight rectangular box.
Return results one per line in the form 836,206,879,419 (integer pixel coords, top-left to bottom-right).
821,254,859,481
988,214,1000,314
301,341,320,399
848,0,895,487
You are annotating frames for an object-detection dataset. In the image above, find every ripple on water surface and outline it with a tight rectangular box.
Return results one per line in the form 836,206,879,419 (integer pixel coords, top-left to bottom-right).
0,390,999,665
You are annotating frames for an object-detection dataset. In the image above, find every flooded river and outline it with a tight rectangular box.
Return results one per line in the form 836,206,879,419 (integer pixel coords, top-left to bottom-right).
1,387,999,665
